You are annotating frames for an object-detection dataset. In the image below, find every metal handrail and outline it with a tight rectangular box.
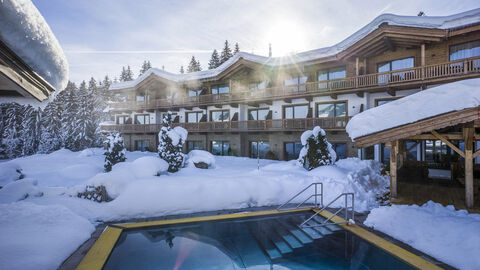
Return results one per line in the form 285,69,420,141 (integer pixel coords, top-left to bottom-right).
300,193,354,228
277,183,323,211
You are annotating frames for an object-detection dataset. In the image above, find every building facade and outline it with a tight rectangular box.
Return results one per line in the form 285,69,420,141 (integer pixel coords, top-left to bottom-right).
102,10,480,162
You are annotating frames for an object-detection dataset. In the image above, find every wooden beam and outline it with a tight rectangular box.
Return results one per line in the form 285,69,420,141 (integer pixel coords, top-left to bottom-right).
463,125,474,208
406,141,420,153
474,149,480,159
387,88,396,96
407,133,480,140
356,91,364,98
330,93,338,100
390,140,398,199
383,37,396,51
431,130,465,158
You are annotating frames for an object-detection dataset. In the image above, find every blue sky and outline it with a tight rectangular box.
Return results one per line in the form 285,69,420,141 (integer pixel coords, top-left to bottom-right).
32,0,480,84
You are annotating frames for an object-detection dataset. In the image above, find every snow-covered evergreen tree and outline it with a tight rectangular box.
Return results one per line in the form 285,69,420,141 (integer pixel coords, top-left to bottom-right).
187,56,201,73
139,60,152,76
298,126,336,170
38,99,62,153
61,81,79,150
125,66,134,81
179,66,184,74
0,103,24,158
104,132,126,172
73,81,96,150
220,40,233,64
208,49,220,69
158,112,188,173
234,42,240,54
20,105,40,156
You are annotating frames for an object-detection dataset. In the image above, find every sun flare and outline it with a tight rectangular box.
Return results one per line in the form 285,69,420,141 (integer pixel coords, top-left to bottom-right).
264,21,307,56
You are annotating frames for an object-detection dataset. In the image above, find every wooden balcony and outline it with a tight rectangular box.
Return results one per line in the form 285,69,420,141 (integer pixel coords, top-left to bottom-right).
109,56,480,111
100,117,351,134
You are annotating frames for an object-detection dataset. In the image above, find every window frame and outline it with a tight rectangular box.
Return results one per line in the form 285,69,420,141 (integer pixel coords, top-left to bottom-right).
282,103,309,119
210,141,230,156
116,114,129,124
374,97,400,107
376,57,415,73
209,109,230,122
316,66,347,81
211,84,230,95
249,141,271,158
185,111,203,123
315,101,348,118
284,141,303,161
134,114,150,125
248,108,270,121
186,140,204,152
449,39,480,61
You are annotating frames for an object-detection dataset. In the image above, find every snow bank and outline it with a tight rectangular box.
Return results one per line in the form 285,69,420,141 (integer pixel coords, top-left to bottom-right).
347,78,480,139
0,202,94,270
87,156,168,198
188,150,216,167
110,9,480,90
0,0,68,90
78,148,95,157
365,201,480,270
0,178,42,203
0,162,23,187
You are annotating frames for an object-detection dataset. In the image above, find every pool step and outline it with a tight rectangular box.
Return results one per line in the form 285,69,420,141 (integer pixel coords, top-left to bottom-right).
259,223,293,255
249,225,282,260
312,215,343,232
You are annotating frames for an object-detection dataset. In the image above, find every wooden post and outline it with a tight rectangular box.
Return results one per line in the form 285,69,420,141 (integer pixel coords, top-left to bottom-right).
463,124,474,208
355,57,359,88
390,140,398,199
421,44,425,80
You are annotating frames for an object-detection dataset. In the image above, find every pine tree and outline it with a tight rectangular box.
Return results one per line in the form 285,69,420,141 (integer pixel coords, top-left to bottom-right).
179,66,184,74
187,56,201,73
234,43,240,54
298,126,336,170
104,132,126,172
208,49,220,69
102,75,112,101
20,105,40,156
0,103,24,158
158,112,187,173
125,66,134,81
61,81,79,150
38,99,62,153
220,40,233,64
139,60,152,76
120,66,126,82
73,81,96,150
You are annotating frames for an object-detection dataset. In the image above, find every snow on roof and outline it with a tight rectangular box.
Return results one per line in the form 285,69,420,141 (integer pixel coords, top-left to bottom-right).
0,0,68,91
110,8,480,91
346,78,480,140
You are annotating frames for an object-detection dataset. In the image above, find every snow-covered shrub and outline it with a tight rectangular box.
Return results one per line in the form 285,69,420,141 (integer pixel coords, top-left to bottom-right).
0,178,42,204
158,112,187,172
104,132,126,172
188,150,215,169
298,126,336,170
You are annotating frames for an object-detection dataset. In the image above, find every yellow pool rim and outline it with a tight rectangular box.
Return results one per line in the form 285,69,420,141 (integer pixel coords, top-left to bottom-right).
76,208,442,270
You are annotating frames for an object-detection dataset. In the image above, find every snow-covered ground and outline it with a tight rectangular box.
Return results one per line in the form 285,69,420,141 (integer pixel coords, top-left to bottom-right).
365,202,480,270
0,148,388,269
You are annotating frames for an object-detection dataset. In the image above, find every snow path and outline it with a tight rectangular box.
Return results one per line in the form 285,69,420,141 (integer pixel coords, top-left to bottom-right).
365,202,480,270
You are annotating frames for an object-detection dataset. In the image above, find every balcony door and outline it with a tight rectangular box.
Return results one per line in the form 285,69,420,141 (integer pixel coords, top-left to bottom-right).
377,57,414,84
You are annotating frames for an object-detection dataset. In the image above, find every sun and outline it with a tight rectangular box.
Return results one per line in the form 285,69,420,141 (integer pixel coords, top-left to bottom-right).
264,20,307,56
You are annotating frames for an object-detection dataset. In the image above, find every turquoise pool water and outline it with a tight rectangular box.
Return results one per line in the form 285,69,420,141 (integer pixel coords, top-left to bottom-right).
103,211,415,269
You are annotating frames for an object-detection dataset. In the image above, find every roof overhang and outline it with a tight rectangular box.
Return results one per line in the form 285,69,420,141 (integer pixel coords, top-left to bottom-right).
0,39,55,101
353,106,480,147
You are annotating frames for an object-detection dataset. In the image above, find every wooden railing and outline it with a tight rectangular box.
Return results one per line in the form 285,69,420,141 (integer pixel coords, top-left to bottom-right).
101,117,351,133
109,56,480,111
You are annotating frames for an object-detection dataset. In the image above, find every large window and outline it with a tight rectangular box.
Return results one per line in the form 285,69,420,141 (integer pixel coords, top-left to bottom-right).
284,75,307,91
188,89,202,97
316,102,346,117
284,142,303,161
116,115,129,124
250,141,270,158
450,40,480,61
211,84,229,95
186,112,203,123
248,109,269,120
211,141,230,156
377,57,414,84
331,143,347,160
187,141,203,152
284,105,308,119
134,114,150,124
317,66,346,89
135,140,149,152
249,81,269,91
210,110,229,122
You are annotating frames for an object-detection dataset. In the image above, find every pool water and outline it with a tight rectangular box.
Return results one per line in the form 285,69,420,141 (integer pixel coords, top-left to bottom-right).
103,211,415,270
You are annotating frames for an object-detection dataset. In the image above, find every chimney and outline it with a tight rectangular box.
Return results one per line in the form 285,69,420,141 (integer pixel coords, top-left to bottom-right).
269,43,272,57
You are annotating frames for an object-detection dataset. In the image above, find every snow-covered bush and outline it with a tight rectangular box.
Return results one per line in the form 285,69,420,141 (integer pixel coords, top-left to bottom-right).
158,112,187,172
188,150,215,169
298,126,336,170
0,178,42,204
104,132,126,172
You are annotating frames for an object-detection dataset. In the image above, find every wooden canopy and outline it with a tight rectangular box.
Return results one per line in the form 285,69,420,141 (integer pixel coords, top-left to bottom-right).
353,106,480,208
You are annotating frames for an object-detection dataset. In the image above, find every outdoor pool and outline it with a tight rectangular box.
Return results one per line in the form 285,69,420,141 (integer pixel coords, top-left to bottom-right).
101,211,417,270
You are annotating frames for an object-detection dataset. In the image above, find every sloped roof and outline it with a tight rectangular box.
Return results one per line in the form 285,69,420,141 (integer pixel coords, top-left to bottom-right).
110,8,480,91
346,78,480,140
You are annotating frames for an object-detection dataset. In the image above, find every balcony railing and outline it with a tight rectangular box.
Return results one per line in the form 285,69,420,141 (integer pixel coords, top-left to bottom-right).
109,56,480,111
101,117,351,133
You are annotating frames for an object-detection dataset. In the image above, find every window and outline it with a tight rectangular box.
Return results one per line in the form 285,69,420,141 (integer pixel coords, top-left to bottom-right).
284,142,303,161
134,114,150,124
166,90,178,100
331,143,347,160
250,141,270,158
316,102,346,117
284,105,308,119
249,80,269,91
380,143,390,164
211,141,230,156
161,112,177,121
248,109,269,120
450,40,480,61
135,140,149,152
375,98,397,107
211,84,229,95
188,89,202,97
116,115,129,124
210,110,229,122
284,75,307,91
317,66,346,89
187,141,203,152
186,112,203,123
377,57,414,84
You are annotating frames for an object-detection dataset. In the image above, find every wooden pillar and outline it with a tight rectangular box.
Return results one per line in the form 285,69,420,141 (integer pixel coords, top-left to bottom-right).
463,124,474,208
390,140,398,199
421,44,425,79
